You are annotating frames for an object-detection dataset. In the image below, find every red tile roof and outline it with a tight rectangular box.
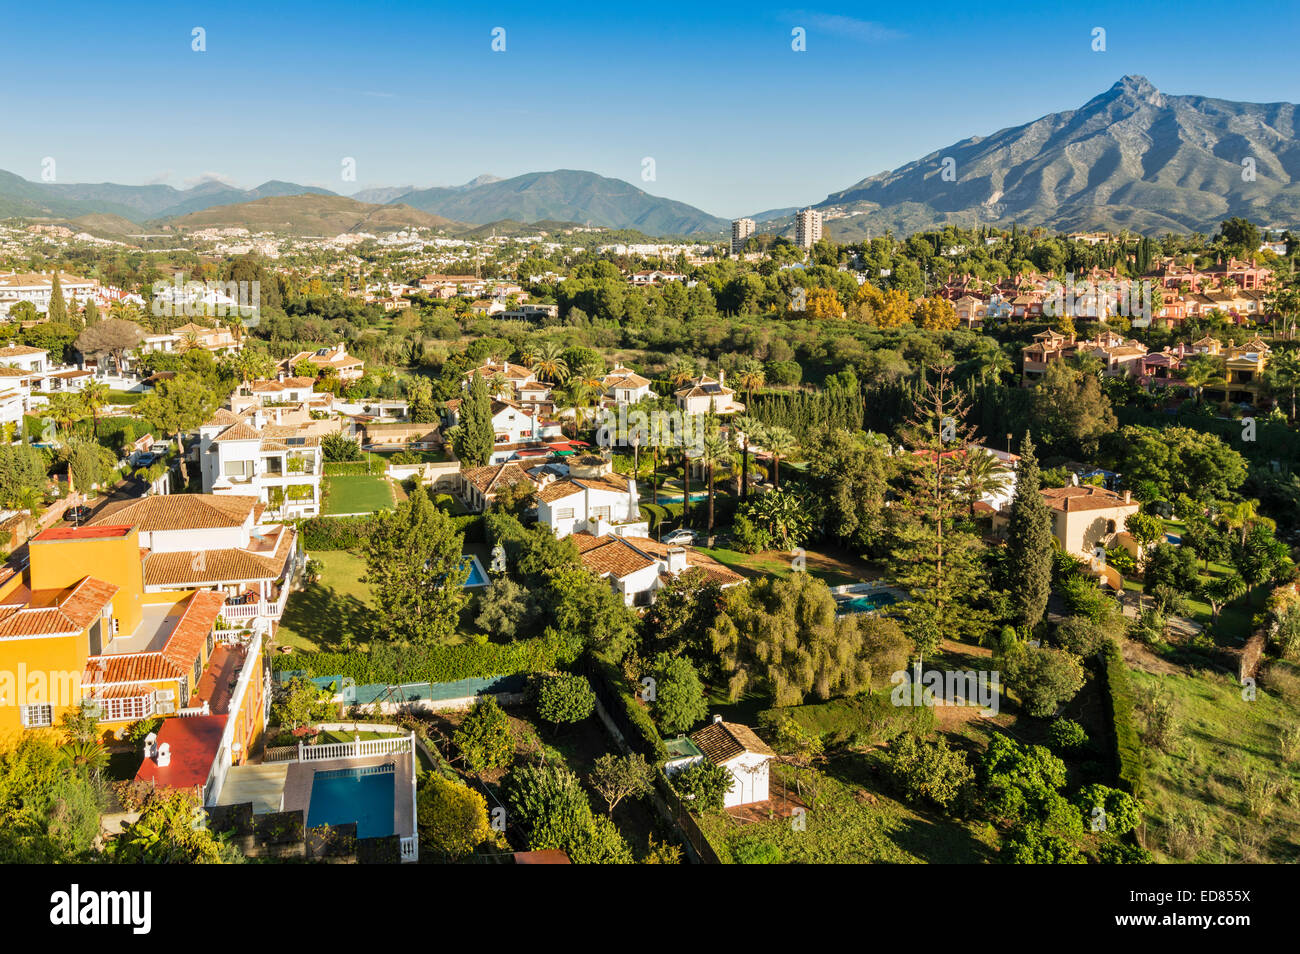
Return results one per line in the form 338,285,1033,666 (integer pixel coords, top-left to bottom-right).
32,525,133,541
135,714,227,791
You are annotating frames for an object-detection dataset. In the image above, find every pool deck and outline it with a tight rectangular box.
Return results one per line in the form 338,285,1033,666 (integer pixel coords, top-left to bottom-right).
281,752,416,842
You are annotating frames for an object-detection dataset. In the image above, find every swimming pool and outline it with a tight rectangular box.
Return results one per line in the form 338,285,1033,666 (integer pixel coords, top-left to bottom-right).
836,591,898,613
462,555,488,587
307,764,395,838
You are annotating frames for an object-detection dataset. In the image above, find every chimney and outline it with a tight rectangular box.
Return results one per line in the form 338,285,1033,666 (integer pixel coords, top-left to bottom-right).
156,742,171,767
712,714,723,724
1123,490,1132,504
667,547,687,575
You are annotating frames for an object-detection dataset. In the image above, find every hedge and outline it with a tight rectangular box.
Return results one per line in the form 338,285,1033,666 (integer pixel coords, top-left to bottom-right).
323,461,378,476
297,515,374,550
757,694,934,747
273,636,563,685
1101,641,1146,800
587,653,669,761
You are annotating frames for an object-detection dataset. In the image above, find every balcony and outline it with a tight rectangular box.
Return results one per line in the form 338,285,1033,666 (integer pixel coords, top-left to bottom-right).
223,584,291,622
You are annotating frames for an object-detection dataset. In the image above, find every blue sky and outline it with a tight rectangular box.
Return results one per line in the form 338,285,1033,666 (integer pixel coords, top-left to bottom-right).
2,1,1297,218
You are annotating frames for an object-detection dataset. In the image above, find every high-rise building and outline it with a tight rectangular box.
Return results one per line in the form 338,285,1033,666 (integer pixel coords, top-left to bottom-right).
795,208,822,249
731,218,755,255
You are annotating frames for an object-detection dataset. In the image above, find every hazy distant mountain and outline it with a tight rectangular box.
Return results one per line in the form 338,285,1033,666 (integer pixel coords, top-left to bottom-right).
158,194,462,235
391,170,730,236
815,75,1300,238
350,186,417,205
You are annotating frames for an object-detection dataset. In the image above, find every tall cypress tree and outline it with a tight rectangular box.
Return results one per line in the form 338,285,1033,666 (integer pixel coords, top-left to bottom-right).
47,271,69,324
454,372,494,467
1006,433,1053,633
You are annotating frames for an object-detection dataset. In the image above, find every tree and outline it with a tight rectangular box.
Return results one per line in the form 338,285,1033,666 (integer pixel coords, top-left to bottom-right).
650,653,708,735
504,759,633,862
79,380,110,439
955,447,1012,516
1003,645,1086,717
452,697,514,774
1005,435,1054,634
669,759,733,812
107,790,241,864
697,429,731,534
588,753,655,815
738,487,813,549
709,572,876,705
417,773,492,858
804,427,890,549
1031,362,1116,457
74,318,144,376
451,373,493,466
321,431,363,462
1203,573,1246,623
137,371,217,486
475,576,539,639
885,734,973,809
887,364,991,652
362,488,469,645
761,425,797,490
47,272,69,325
534,672,596,727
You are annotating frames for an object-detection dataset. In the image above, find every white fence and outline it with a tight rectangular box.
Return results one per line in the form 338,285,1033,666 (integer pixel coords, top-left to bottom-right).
400,836,418,862
222,585,291,622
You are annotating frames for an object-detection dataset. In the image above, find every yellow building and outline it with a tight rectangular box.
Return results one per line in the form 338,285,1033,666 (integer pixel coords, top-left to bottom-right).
0,525,256,749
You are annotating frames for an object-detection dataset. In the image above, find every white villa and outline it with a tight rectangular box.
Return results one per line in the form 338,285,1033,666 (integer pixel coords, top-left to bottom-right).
86,494,299,631
674,372,744,416
535,456,643,538
197,408,324,520
571,532,743,607
600,365,656,407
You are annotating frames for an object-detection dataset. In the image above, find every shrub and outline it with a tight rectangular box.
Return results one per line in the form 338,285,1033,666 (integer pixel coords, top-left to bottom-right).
1101,641,1147,799
1048,718,1089,752
733,840,783,864
417,773,492,858
272,635,569,686
452,698,514,774
885,733,973,809
297,515,374,550
534,672,596,726
670,759,733,813
649,653,708,736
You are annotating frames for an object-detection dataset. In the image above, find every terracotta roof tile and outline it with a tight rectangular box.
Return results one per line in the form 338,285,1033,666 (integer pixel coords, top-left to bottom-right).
690,720,776,763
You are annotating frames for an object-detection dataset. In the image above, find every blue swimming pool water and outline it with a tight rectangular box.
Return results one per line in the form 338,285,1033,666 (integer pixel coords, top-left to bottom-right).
837,592,898,613
307,765,395,838
463,557,487,586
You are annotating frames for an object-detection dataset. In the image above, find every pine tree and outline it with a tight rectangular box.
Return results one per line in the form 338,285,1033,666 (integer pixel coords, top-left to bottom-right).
1005,433,1054,633
885,364,991,658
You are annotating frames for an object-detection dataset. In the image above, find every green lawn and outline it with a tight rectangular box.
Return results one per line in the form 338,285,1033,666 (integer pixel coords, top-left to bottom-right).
697,759,994,864
1130,666,1300,863
276,550,374,652
276,549,479,652
695,546,879,588
322,474,395,514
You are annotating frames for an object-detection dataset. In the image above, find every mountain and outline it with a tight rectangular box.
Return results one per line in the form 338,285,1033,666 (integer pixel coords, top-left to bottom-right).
157,195,462,235
814,75,1300,238
350,186,417,205
391,170,729,236
0,170,337,222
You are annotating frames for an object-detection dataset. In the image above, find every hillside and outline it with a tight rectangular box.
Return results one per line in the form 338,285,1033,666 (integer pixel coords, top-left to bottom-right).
157,194,462,235
392,169,729,236
812,75,1300,239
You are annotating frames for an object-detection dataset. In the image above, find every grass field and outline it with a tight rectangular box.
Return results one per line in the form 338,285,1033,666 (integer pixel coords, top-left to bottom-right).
1129,665,1300,863
322,474,395,514
695,546,881,588
697,759,995,864
276,550,374,651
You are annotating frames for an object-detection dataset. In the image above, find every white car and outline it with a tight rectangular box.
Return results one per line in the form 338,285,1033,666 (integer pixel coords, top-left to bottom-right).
662,529,696,546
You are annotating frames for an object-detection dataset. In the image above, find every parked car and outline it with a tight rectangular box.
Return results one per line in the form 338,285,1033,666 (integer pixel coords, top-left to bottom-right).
63,506,94,525
662,529,696,546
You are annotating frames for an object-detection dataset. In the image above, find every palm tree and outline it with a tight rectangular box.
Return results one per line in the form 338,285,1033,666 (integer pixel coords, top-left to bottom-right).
733,358,766,407
732,415,764,499
972,339,1014,385
762,425,797,491
80,380,110,439
1181,353,1225,404
1264,349,1300,422
561,380,593,437
697,430,731,535
516,342,538,368
45,392,85,439
955,448,1012,515
648,411,673,510
668,358,696,389
1222,498,1272,546
533,341,569,384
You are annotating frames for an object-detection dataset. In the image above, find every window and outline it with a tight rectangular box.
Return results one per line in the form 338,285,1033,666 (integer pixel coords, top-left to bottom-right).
20,704,52,728
223,459,252,477
98,695,152,723
555,507,575,520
